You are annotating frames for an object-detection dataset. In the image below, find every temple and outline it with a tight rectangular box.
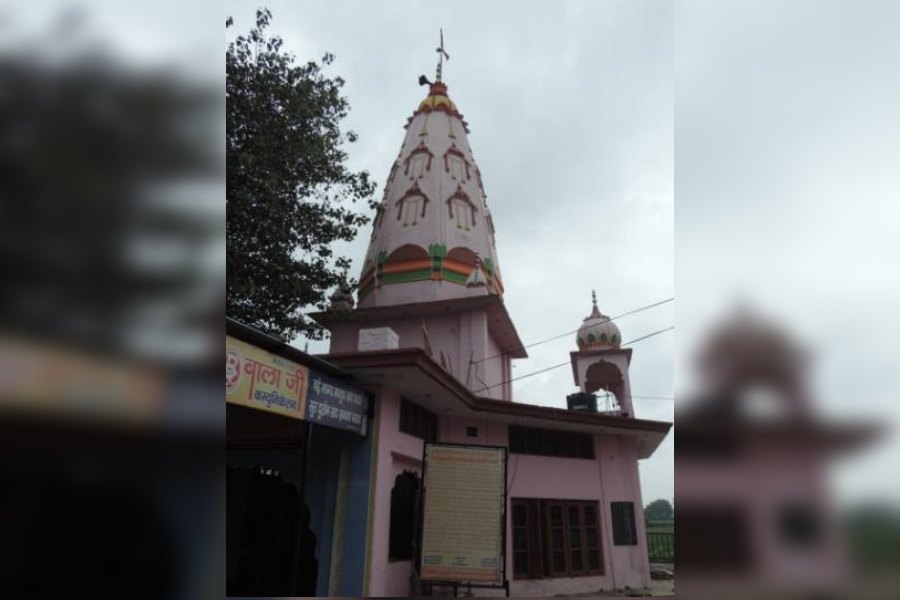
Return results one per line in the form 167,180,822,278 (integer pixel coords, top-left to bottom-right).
311,64,671,596
227,42,671,597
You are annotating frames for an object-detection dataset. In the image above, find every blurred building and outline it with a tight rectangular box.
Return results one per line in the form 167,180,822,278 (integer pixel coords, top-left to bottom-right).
676,310,878,595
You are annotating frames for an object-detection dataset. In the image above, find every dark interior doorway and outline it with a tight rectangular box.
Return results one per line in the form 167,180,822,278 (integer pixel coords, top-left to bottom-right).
226,464,318,596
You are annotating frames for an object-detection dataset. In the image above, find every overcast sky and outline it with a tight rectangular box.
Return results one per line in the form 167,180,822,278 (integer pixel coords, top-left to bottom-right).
224,0,676,503
27,0,897,508
677,1,900,507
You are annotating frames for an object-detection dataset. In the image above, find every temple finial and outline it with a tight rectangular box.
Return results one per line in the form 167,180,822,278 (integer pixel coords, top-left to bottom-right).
592,289,598,308
435,28,450,83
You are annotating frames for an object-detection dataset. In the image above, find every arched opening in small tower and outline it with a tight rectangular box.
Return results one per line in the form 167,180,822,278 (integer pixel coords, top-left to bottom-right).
584,360,625,414
738,384,802,422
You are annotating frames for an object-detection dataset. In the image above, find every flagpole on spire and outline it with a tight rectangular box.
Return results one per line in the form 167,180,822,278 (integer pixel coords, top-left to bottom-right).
435,28,450,83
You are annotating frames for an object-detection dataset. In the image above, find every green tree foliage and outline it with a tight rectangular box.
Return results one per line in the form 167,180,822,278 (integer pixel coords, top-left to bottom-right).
644,498,674,522
846,503,900,571
227,8,375,340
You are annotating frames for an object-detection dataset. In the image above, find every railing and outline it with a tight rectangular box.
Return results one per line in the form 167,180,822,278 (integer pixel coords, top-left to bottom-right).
647,531,674,563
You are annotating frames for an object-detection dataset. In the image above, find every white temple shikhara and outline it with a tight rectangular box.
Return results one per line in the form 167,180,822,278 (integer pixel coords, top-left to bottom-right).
357,69,502,308
331,37,522,402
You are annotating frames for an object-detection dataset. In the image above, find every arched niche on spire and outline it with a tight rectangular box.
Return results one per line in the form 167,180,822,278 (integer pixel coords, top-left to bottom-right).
446,247,476,266
403,141,434,180
584,360,625,399
443,143,471,182
395,181,429,227
443,247,477,284
446,185,477,231
385,244,429,264
380,244,431,286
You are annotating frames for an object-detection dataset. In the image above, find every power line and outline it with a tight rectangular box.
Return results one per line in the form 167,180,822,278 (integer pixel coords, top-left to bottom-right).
472,325,675,394
622,325,675,346
472,297,673,365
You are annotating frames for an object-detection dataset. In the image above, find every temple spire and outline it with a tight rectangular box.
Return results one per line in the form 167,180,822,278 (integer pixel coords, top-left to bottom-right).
435,28,450,83
358,48,503,308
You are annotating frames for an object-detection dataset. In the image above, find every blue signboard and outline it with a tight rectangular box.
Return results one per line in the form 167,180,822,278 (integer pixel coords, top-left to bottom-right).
306,370,369,435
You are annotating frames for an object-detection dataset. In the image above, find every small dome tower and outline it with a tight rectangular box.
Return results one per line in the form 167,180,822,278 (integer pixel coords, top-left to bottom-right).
570,291,635,418
576,290,622,350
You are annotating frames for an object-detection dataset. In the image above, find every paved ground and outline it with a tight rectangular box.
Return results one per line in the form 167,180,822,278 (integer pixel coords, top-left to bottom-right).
555,563,674,597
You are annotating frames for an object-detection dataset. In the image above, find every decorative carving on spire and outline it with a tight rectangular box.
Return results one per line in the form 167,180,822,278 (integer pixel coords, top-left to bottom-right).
395,180,429,226
446,184,477,230
443,143,471,181
403,140,434,179
465,253,486,288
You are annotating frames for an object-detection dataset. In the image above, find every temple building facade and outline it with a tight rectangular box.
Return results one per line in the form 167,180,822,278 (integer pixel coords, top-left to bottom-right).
309,67,671,596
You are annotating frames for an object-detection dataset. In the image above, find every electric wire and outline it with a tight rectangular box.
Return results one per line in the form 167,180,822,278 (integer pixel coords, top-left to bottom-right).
471,325,675,395
472,297,674,365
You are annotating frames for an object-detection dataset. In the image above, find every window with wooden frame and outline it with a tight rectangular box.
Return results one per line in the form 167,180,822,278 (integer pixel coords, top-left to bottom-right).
511,499,603,579
508,426,594,459
399,397,437,442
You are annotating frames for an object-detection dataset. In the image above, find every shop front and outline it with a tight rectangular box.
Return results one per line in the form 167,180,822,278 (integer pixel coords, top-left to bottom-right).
225,319,373,597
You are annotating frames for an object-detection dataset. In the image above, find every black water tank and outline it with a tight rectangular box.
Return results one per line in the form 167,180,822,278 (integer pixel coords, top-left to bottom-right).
567,392,597,412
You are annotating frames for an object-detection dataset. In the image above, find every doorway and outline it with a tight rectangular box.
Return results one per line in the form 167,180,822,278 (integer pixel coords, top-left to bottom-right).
226,464,318,596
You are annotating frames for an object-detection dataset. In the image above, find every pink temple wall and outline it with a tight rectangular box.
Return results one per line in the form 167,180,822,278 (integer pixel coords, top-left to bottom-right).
477,328,509,399
327,310,511,400
365,386,423,597
363,400,651,597
676,442,848,587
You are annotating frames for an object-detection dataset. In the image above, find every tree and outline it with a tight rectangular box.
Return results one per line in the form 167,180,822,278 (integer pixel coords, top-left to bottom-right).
644,499,674,522
226,8,375,340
